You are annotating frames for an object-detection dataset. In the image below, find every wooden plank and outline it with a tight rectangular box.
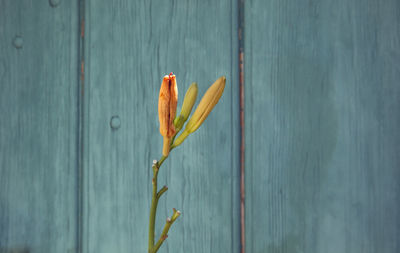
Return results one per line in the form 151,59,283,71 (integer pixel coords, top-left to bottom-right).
0,0,79,252
245,0,400,252
82,0,240,252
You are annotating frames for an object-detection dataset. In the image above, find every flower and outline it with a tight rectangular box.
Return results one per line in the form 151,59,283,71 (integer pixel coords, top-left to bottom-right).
158,73,178,156
172,76,226,147
173,82,198,132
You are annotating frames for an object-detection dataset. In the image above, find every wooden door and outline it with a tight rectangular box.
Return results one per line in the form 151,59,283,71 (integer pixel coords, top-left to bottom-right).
0,1,79,252
245,0,400,252
80,0,240,252
1,0,399,253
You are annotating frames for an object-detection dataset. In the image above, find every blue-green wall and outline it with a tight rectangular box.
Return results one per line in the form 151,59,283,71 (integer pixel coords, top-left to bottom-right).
245,1,400,252
0,1,79,252
1,0,399,252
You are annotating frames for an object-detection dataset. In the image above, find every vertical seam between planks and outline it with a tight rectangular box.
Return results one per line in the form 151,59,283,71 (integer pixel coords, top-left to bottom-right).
230,0,234,252
238,0,245,252
77,0,85,252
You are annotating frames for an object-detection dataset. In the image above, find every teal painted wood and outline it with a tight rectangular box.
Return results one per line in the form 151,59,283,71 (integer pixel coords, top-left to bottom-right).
244,0,400,253
82,0,240,252
0,0,79,253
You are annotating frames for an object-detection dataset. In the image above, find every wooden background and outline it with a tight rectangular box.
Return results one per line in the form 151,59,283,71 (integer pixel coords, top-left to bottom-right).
0,0,399,253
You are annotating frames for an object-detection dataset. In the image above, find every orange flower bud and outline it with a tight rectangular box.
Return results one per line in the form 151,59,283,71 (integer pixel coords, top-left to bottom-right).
158,73,178,156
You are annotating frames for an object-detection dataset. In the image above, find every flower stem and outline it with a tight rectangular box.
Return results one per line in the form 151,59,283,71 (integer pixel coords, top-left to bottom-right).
148,164,159,252
153,209,181,252
148,155,170,253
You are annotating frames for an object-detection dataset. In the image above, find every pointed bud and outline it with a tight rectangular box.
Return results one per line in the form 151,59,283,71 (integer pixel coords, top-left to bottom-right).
158,73,178,156
174,83,198,132
172,76,226,147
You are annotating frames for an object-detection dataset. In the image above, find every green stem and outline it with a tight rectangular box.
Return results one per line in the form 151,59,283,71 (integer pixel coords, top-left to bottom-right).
148,155,168,253
148,154,180,253
153,209,181,252
158,156,167,167
148,164,159,252
157,185,168,199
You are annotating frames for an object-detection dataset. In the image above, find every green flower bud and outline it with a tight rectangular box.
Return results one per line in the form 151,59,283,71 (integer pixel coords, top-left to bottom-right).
172,76,226,148
174,83,198,132
180,83,198,121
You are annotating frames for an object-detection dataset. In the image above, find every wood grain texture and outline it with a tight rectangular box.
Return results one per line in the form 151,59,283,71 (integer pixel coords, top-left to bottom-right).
244,0,400,252
0,0,79,252
82,0,240,252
